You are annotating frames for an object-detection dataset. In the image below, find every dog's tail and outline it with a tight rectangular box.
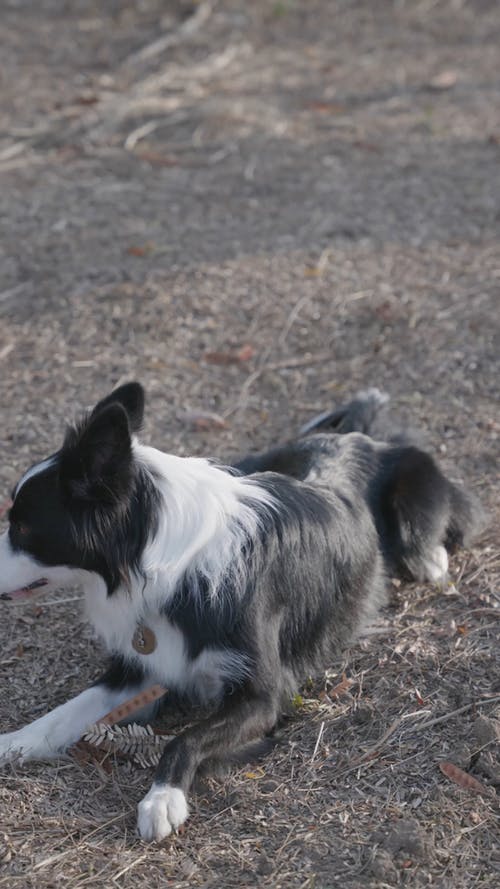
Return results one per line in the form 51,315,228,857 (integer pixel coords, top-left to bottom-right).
234,388,390,476
445,479,485,552
299,387,389,437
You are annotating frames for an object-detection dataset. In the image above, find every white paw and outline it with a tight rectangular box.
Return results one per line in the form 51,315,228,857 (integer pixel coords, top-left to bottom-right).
137,783,189,842
0,737,67,764
424,545,449,583
358,387,390,407
0,731,27,764
0,727,59,765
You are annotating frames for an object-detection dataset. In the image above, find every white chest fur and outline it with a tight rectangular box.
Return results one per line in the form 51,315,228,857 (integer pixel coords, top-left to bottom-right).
84,577,187,682
80,446,267,702
83,577,249,702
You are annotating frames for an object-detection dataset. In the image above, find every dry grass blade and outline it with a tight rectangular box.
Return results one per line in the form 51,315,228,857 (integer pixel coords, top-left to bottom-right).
311,721,325,762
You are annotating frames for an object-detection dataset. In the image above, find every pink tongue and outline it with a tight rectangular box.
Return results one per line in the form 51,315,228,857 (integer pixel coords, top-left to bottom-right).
0,579,48,601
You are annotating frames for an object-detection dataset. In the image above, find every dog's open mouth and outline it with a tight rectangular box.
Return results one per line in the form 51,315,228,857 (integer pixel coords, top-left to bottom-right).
0,578,49,602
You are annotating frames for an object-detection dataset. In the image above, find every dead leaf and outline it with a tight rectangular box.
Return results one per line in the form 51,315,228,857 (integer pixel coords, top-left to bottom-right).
75,93,99,106
15,643,24,658
439,761,491,796
55,145,84,163
135,150,180,167
374,301,394,321
178,410,228,431
352,140,381,153
244,767,265,780
71,740,114,773
204,344,255,365
126,243,155,257
304,101,346,114
70,740,92,766
328,672,352,699
235,344,255,362
428,70,458,90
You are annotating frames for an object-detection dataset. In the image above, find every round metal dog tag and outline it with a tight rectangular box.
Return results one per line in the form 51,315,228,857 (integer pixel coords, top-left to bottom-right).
132,623,157,655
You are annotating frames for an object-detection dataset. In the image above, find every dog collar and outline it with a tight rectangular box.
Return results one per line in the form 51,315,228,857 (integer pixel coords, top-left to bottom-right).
132,623,157,655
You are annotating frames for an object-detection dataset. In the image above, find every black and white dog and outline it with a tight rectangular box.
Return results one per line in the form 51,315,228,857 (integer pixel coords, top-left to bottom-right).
0,383,480,841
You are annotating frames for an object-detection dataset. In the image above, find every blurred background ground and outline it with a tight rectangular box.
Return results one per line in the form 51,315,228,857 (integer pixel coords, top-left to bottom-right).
0,1,499,886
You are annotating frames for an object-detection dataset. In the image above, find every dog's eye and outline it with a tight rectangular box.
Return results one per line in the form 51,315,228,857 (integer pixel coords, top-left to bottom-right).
13,521,29,536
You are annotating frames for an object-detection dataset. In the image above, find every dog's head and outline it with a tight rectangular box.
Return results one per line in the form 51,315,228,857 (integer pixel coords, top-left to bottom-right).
0,382,157,601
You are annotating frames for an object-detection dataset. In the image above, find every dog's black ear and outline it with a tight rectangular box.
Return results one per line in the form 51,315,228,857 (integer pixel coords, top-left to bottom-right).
91,382,145,433
61,403,133,503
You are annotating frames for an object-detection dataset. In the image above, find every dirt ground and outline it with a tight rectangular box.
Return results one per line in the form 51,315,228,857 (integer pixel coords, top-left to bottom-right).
0,1,499,886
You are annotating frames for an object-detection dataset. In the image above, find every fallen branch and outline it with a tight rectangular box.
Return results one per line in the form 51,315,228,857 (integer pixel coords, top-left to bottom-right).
414,694,500,733
125,1,216,67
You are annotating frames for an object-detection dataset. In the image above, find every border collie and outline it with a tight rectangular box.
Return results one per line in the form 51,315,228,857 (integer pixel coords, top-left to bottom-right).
0,383,480,841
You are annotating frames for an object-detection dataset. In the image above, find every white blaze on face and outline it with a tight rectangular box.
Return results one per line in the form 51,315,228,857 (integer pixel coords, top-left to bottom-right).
13,456,57,500
0,531,48,600
0,456,61,600
0,531,87,602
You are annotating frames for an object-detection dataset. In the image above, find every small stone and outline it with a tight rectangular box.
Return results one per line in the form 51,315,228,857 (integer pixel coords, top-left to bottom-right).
370,849,398,882
256,854,274,875
178,857,197,879
260,780,279,794
472,716,500,747
450,743,472,770
377,818,430,861
428,70,458,90
352,703,374,725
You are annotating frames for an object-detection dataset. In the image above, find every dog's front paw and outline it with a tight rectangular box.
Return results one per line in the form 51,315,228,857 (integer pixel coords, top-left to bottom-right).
0,727,58,765
0,731,24,764
137,783,189,842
